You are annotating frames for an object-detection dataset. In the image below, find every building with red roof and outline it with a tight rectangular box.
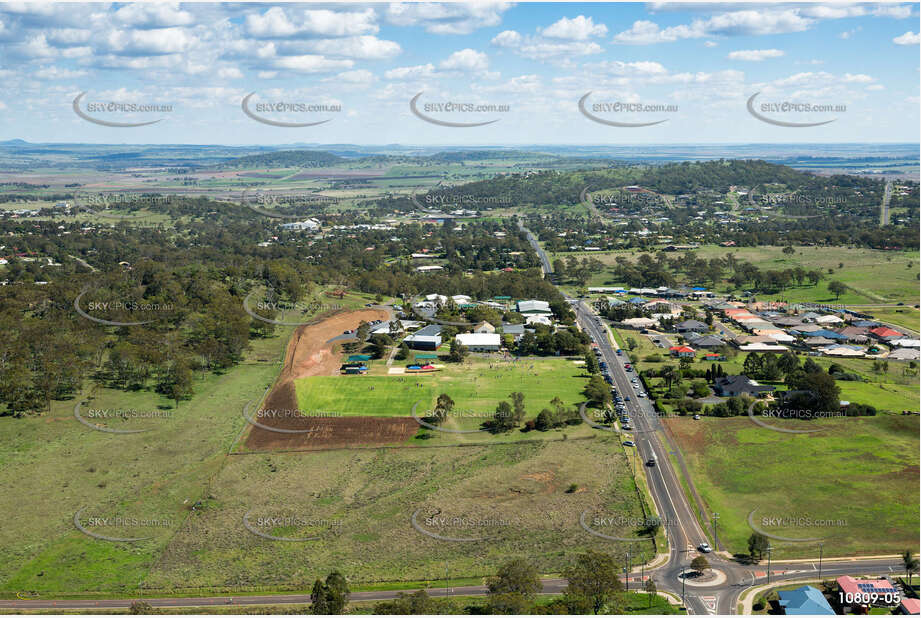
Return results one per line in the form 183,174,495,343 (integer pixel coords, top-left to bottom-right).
836,576,900,612
870,326,903,341
899,598,921,615
669,345,696,358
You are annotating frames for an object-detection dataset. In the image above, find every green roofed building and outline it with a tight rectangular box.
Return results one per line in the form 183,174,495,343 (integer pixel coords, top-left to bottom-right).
348,354,372,362
414,353,438,360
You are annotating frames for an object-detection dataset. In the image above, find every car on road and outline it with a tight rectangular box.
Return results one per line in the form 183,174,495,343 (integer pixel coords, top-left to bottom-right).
638,392,646,398
693,414,701,420
623,441,635,447
697,542,712,553
646,457,657,467
616,349,623,355
624,396,631,401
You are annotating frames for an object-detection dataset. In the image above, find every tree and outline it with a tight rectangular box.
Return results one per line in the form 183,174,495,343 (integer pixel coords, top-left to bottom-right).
374,590,435,614
691,555,710,573
782,245,795,255
487,558,541,602
583,374,612,406
129,601,155,615
563,550,624,614
432,393,455,425
448,338,468,363
584,351,600,374
903,550,919,584
395,342,409,361
748,532,769,560
369,333,392,359
510,391,526,423
310,571,349,615
493,400,516,432
644,578,657,607
827,280,847,300
535,408,555,431
163,357,193,409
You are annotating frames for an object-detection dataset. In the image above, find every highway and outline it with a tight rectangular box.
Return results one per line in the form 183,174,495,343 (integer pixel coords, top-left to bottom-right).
0,231,906,614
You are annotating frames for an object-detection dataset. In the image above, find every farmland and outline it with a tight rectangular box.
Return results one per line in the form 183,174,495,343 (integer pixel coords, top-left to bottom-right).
553,245,919,305
143,438,649,592
664,414,919,559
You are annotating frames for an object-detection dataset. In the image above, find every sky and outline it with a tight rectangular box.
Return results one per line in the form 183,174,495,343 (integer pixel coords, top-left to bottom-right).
0,1,919,145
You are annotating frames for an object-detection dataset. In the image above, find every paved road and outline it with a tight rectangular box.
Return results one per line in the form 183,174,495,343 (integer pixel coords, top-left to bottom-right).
881,179,893,226
516,227,909,614
0,233,906,613
518,220,553,277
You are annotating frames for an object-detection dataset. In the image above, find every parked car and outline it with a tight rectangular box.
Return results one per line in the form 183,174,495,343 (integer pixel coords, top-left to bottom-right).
693,414,701,420
623,441,635,447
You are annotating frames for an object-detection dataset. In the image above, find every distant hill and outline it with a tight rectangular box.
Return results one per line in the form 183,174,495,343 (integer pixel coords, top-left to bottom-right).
221,150,344,169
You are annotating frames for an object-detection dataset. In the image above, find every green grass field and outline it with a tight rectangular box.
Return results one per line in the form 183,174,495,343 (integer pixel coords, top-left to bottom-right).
555,245,919,305
141,438,649,593
294,356,591,437
664,414,919,559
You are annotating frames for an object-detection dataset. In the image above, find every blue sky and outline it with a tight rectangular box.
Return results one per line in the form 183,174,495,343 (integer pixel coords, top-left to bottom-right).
0,2,918,145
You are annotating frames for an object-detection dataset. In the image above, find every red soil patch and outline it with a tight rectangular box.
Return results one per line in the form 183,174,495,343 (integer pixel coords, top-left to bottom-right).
243,309,421,450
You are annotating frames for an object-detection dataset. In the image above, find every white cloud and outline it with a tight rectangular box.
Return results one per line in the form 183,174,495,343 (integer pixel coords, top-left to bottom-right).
217,67,243,79
491,30,522,47
331,69,375,84
614,10,814,44
113,3,194,28
539,15,607,41
245,7,378,39
439,48,489,72
34,65,87,79
384,2,510,35
893,31,920,45
305,35,400,60
105,27,197,55
385,63,435,80
727,49,784,61
704,40,718,47
271,55,354,73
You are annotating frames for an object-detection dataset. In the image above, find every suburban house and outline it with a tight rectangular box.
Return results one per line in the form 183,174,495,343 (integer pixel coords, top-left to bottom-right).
869,326,903,342
703,352,726,361
455,332,501,352
525,314,553,327
473,321,496,334
280,218,320,231
898,598,921,614
403,324,443,350
836,576,900,613
687,334,724,348
669,345,696,358
777,585,835,615
713,375,775,397
676,319,709,334
516,299,552,315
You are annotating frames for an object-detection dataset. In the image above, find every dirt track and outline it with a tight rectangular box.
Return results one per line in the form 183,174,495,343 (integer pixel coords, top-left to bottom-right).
243,309,419,451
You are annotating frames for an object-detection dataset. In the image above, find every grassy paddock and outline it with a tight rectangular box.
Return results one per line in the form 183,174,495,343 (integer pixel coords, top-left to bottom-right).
664,414,919,559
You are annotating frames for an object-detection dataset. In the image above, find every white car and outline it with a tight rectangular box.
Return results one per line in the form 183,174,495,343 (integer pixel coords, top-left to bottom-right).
697,542,712,553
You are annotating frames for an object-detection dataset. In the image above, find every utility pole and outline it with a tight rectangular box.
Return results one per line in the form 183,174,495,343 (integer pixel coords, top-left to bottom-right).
818,543,824,582
767,545,774,586
625,546,631,592
712,512,720,552
681,559,686,605
445,563,449,598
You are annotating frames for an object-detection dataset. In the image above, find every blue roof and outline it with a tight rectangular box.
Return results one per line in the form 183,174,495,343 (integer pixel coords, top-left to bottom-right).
691,286,707,291
628,297,645,304
812,329,848,339
778,586,835,615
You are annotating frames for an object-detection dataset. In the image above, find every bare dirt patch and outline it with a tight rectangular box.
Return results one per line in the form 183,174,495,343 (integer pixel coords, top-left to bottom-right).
243,309,422,451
